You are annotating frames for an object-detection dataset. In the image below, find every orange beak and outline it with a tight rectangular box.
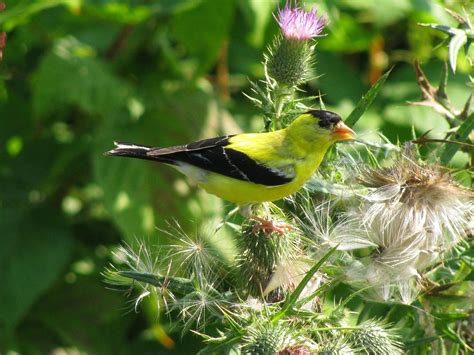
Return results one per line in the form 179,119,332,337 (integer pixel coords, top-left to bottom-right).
332,121,355,140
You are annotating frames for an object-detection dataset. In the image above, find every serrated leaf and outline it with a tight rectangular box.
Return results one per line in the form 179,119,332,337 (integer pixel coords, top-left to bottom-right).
344,68,392,128
441,112,474,164
448,31,468,73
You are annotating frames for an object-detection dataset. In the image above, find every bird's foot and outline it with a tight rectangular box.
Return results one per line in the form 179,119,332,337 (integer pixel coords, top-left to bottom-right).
250,216,293,236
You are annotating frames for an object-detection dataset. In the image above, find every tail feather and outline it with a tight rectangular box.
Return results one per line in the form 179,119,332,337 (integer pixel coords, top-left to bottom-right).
105,141,161,162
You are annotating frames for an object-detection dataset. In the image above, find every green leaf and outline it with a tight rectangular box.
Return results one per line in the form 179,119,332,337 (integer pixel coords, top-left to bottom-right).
0,0,79,31
418,23,458,36
441,325,469,348
32,37,129,119
238,0,274,47
448,31,468,73
271,246,337,323
84,0,202,25
315,51,367,103
345,68,392,128
404,336,443,349
118,271,195,294
339,0,413,27
319,13,373,52
441,112,474,164
0,208,74,334
170,0,235,76
433,312,470,322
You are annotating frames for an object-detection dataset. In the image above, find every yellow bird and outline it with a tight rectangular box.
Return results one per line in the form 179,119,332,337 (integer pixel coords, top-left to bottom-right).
106,110,354,232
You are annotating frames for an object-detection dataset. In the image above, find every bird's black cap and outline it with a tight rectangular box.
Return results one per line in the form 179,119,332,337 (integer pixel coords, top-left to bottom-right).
307,110,342,129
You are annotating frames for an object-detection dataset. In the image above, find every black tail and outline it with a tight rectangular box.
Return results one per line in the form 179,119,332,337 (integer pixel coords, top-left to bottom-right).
105,141,161,162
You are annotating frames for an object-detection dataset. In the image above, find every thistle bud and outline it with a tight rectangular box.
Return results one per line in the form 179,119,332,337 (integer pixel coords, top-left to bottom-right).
348,320,403,354
242,321,295,354
236,217,300,298
267,2,327,86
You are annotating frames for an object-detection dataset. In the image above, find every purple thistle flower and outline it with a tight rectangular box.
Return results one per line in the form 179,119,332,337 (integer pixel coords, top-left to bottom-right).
276,2,327,41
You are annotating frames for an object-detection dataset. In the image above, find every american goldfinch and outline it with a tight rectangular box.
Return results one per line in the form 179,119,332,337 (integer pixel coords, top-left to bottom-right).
106,110,354,232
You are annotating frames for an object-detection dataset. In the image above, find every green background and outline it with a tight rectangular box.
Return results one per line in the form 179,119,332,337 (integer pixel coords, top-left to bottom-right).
0,0,471,353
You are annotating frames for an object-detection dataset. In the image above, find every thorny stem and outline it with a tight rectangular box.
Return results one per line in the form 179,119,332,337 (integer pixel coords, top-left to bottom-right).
272,85,293,131
273,90,285,131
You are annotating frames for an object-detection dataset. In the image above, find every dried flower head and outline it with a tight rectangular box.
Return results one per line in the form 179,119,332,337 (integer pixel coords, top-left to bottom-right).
276,2,327,41
162,221,223,286
172,284,232,333
359,146,473,262
295,199,375,251
345,145,473,303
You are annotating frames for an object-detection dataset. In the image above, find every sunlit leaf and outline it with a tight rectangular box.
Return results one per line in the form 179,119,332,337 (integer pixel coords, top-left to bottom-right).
0,0,78,31
448,31,467,73
345,68,392,127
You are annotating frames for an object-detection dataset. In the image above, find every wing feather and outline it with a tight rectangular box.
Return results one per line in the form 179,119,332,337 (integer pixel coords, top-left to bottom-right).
145,135,294,186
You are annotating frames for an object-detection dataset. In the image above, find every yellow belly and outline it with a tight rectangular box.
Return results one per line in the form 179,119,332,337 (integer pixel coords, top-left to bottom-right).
174,144,326,204
197,175,296,204
196,163,317,204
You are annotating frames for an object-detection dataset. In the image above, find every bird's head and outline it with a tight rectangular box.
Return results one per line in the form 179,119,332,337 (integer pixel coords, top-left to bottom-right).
286,110,355,149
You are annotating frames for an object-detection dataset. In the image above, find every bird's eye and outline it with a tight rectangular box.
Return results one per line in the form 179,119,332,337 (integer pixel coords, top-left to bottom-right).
306,110,342,130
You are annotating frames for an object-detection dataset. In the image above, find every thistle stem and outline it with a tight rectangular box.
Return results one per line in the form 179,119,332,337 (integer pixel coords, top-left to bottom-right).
274,94,285,130
271,85,293,131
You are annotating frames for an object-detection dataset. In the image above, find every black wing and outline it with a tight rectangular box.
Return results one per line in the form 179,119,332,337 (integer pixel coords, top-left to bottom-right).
148,135,294,186
149,135,234,155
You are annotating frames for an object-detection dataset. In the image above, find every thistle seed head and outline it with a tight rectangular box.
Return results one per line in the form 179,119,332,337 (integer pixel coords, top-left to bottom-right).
358,146,473,255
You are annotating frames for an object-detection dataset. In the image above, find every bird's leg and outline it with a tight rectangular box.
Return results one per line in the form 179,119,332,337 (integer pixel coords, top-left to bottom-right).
250,215,293,236
239,204,293,236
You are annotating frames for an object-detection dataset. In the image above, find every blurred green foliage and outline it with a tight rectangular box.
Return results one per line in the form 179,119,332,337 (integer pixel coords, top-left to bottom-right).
0,0,471,353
